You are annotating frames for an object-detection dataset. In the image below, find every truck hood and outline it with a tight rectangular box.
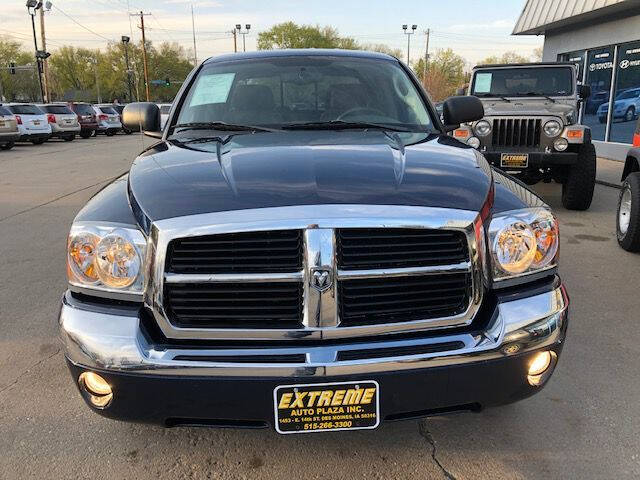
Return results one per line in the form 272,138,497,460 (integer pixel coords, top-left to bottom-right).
480,99,575,119
127,131,492,223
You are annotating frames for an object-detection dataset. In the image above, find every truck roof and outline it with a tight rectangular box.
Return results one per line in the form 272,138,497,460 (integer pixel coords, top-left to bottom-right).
204,49,397,65
473,61,576,70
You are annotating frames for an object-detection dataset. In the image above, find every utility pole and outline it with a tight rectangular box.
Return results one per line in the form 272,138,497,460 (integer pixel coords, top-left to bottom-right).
423,28,430,85
39,6,49,102
131,11,151,101
26,1,45,103
402,24,417,66
191,3,197,65
92,58,102,103
233,27,237,53
122,36,133,102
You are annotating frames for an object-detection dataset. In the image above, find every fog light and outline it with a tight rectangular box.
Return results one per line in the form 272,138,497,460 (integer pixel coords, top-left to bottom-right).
79,371,113,408
467,136,480,149
528,351,551,376
553,137,568,152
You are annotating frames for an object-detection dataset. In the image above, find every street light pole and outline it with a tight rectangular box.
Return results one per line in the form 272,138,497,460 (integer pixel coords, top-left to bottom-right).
26,0,45,103
92,58,101,103
402,24,417,66
121,36,133,103
236,24,250,52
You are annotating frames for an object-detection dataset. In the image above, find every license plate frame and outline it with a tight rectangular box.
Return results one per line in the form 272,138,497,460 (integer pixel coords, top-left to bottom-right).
500,153,529,168
274,380,380,434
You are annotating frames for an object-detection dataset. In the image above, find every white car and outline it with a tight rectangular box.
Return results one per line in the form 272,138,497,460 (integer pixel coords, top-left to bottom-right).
39,104,81,141
597,88,640,123
158,103,172,129
5,103,52,144
93,105,122,136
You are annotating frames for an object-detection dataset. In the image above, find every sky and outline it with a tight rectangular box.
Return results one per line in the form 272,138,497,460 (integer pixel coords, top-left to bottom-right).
1,0,543,67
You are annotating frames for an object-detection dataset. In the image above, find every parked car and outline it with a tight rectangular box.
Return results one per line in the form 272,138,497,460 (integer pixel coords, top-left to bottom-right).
158,103,171,128
5,103,51,144
39,104,80,141
463,62,596,210
616,116,640,251
109,104,134,134
68,102,98,139
93,105,122,136
61,50,568,433
585,89,609,115
0,105,20,150
597,88,640,123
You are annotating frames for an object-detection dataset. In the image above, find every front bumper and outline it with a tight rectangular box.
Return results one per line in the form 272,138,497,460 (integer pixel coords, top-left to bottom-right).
60,282,569,427
484,151,578,167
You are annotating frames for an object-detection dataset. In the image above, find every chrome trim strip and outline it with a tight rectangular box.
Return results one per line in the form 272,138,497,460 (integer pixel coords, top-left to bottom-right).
337,261,471,280
145,205,482,341
303,228,338,328
165,272,304,284
60,286,568,377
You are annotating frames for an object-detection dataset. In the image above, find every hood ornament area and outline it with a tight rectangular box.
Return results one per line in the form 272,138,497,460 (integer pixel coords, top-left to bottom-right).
310,268,332,292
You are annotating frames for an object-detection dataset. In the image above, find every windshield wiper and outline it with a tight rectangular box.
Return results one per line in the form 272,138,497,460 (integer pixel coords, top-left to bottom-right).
280,120,414,132
475,93,511,102
171,121,278,133
172,135,234,145
519,92,557,103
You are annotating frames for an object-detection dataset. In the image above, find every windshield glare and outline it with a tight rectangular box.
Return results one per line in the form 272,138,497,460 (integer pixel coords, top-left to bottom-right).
175,56,432,131
471,67,573,97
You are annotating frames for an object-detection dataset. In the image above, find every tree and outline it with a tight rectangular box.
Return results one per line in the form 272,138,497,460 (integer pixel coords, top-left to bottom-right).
477,51,531,65
362,43,403,58
258,22,358,50
532,47,543,62
0,37,41,102
413,48,466,101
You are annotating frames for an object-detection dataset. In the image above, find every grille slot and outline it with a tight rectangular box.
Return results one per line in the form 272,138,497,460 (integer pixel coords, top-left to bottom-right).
337,340,465,361
165,282,303,328
166,230,303,274
338,273,470,326
336,228,469,270
492,118,541,148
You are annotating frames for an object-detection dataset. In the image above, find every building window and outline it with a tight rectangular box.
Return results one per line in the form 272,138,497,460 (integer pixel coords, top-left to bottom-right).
584,47,615,141
558,50,586,83
609,41,640,144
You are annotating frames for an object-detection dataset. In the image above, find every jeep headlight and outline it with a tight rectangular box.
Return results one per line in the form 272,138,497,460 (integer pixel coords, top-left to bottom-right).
543,120,562,137
488,208,559,281
474,120,492,136
67,223,146,296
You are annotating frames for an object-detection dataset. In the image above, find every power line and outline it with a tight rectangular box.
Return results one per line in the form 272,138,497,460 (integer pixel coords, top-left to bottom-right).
51,5,115,43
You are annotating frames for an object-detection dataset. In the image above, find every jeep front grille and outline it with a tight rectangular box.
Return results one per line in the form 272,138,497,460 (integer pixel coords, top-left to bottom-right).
492,118,541,148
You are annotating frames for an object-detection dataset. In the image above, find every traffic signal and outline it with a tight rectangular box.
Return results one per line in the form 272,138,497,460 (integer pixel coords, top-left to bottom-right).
9,62,15,75
165,78,170,86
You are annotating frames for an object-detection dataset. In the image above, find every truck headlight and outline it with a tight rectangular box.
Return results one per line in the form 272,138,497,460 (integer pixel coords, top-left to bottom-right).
543,120,562,137
488,208,559,281
474,120,492,136
67,223,146,296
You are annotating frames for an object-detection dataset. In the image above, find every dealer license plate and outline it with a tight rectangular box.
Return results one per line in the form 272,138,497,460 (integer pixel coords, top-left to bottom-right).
274,380,380,434
501,153,528,168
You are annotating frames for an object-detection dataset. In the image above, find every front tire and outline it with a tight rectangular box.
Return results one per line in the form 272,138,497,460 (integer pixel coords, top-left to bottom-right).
105,129,116,136
80,131,92,139
561,142,596,210
123,128,133,135
63,134,75,141
625,107,635,122
1,142,15,150
30,138,46,145
617,172,640,252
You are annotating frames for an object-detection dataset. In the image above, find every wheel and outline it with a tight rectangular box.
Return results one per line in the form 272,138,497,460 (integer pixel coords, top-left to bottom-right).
123,128,133,135
63,134,75,141
617,172,640,252
625,107,635,122
561,142,596,210
80,131,92,139
105,129,115,136
30,138,46,145
0,142,14,151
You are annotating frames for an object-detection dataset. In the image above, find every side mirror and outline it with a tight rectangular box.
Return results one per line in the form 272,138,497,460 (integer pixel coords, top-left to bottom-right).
123,102,161,138
442,95,484,131
578,84,591,100
455,87,466,96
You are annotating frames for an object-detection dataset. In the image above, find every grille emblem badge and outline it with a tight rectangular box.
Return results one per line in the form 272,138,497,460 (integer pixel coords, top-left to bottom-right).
311,268,332,292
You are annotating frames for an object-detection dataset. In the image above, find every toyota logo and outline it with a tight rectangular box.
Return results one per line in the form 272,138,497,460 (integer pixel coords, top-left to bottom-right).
311,268,332,292
589,63,596,72
620,59,630,69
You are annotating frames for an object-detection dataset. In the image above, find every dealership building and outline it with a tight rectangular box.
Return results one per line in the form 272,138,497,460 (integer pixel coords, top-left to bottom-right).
514,0,640,160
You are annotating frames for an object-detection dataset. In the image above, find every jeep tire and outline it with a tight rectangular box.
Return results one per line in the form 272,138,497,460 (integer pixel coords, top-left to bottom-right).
617,172,640,252
561,142,596,210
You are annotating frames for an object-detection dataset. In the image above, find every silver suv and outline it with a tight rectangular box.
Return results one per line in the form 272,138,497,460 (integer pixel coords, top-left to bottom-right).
456,62,595,210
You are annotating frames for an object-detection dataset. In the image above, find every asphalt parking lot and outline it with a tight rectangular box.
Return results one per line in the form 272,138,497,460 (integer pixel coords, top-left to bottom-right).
1,134,639,480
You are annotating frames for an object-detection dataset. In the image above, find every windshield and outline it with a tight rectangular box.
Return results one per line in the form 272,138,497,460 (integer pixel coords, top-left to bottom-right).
74,104,94,115
99,106,117,114
175,56,432,132
616,89,640,100
471,67,573,97
9,104,43,115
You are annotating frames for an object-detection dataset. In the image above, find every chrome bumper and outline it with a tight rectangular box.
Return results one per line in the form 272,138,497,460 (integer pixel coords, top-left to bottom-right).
60,286,568,377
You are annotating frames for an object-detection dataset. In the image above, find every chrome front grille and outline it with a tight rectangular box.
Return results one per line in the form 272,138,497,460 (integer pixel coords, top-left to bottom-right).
148,205,483,341
492,118,541,148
